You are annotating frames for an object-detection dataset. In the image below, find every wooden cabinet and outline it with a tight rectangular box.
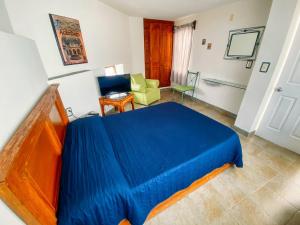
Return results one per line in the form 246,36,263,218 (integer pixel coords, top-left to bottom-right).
144,19,174,87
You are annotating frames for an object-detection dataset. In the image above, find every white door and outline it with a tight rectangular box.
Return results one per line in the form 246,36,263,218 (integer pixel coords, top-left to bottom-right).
257,24,300,154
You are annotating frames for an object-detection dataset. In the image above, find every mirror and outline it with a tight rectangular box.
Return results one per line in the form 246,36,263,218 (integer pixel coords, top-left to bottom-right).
224,27,265,60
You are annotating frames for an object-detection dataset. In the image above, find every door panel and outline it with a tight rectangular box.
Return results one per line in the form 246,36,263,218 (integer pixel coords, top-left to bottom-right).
144,22,150,78
149,23,161,80
144,19,174,87
291,117,300,140
288,51,300,85
268,96,296,131
159,23,173,87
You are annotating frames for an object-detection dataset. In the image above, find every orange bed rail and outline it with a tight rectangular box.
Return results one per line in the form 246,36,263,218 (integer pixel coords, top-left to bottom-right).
119,163,232,225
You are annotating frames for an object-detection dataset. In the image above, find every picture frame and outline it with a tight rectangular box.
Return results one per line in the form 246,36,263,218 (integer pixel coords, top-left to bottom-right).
246,60,253,69
202,39,206,45
49,14,88,66
207,43,212,50
224,26,265,61
260,62,270,73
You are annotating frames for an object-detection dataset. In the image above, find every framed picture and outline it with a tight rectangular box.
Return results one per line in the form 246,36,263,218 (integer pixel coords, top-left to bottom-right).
49,14,88,65
260,62,270,73
246,60,253,69
202,39,206,45
207,43,212,50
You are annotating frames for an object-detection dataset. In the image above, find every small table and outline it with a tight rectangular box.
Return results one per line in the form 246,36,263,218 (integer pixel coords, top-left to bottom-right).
99,94,135,116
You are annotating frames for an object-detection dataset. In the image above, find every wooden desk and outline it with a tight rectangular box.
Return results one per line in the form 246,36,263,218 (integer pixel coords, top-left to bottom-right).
99,94,135,116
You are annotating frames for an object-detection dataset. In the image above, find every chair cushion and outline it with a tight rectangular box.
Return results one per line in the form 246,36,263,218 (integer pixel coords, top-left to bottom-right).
131,73,146,93
132,88,160,105
173,85,194,92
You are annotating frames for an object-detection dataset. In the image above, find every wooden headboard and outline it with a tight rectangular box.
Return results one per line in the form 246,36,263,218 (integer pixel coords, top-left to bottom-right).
0,84,68,225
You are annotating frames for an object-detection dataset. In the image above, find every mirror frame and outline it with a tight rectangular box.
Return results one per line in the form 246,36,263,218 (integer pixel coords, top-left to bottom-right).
224,26,265,61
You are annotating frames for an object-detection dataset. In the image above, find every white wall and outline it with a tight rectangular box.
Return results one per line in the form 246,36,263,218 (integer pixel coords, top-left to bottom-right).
0,0,13,33
0,31,48,224
175,0,272,114
235,0,298,133
0,32,48,149
5,0,132,77
4,0,135,115
129,17,145,75
48,71,100,117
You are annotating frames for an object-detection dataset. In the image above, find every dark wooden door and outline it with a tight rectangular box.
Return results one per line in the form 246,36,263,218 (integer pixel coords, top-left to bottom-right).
144,19,174,87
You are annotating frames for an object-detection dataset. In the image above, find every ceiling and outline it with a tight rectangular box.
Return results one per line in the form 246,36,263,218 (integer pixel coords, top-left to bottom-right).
99,0,242,20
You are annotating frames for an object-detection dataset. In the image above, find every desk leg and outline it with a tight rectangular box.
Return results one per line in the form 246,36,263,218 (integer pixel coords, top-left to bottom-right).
100,104,105,116
131,99,135,111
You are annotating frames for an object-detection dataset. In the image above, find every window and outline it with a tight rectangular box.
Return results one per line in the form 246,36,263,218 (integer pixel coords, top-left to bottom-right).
104,64,124,76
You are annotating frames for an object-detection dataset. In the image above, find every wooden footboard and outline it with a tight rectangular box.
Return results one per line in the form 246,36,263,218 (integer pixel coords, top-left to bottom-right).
119,163,232,225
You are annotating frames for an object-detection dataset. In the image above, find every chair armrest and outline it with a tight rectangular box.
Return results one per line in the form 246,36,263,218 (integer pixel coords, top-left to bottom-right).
146,79,159,88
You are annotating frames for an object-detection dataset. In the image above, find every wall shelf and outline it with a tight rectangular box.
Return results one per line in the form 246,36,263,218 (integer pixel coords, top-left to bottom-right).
202,78,247,90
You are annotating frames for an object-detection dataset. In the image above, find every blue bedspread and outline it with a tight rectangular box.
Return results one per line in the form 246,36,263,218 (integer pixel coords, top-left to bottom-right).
58,102,242,225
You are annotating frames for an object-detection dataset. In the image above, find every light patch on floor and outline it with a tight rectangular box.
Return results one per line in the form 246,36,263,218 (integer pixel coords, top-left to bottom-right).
121,89,300,225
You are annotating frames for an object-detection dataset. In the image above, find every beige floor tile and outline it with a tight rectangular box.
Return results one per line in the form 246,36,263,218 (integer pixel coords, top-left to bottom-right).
154,204,181,225
283,159,300,187
210,175,247,208
182,195,210,224
242,141,264,157
187,184,231,224
257,149,294,174
221,164,268,195
229,197,276,225
264,175,300,210
286,211,300,225
249,185,297,225
264,143,300,164
208,212,239,225
176,199,200,225
243,154,278,180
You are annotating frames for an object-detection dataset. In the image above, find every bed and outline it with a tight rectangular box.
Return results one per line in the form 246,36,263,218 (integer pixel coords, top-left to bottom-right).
0,85,243,225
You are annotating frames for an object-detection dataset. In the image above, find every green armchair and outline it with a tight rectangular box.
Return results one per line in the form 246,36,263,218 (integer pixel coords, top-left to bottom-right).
131,73,160,105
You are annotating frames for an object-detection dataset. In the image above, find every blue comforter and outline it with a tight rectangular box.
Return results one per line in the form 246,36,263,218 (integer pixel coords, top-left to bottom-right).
58,102,242,225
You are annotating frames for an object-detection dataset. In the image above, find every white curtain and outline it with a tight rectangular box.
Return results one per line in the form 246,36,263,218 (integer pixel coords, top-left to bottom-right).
171,24,194,85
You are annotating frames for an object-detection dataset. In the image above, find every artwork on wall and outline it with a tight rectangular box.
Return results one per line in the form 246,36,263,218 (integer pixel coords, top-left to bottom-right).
260,62,270,73
202,39,206,45
207,43,212,50
49,14,88,65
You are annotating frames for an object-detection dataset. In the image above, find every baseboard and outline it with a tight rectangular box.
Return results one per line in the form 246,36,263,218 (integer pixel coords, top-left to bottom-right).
232,125,255,137
160,86,171,90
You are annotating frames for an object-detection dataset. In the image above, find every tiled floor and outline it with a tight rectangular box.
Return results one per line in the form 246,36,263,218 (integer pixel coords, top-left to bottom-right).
127,89,300,225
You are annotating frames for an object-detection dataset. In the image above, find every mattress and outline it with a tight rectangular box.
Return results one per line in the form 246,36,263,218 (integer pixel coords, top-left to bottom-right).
58,102,243,225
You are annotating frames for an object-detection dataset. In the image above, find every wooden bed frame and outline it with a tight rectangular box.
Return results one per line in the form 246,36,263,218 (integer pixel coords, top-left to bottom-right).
0,85,68,225
0,84,231,225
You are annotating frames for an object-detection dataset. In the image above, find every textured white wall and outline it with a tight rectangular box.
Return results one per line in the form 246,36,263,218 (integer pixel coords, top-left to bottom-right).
129,17,145,75
5,0,133,77
4,0,136,116
175,0,272,114
235,0,298,132
0,0,13,33
0,31,48,225
48,71,100,116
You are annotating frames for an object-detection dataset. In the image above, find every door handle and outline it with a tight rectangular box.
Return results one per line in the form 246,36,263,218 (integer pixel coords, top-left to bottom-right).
275,87,283,92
